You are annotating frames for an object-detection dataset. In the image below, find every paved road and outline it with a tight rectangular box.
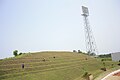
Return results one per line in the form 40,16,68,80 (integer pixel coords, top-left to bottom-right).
101,69,120,80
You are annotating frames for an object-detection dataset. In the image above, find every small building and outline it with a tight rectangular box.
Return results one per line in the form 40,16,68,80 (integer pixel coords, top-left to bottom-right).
111,52,120,61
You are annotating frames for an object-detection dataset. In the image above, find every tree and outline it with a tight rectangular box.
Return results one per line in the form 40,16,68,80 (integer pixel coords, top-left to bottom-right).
13,50,18,57
98,54,111,58
73,50,76,52
78,50,82,53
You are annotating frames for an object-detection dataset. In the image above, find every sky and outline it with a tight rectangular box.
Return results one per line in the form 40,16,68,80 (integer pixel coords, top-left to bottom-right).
0,0,120,59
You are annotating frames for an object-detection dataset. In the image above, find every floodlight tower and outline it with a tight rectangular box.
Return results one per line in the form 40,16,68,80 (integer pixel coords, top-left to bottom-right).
81,6,98,55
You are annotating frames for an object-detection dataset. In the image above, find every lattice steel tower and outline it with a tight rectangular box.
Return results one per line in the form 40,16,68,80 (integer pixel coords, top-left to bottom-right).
81,6,98,55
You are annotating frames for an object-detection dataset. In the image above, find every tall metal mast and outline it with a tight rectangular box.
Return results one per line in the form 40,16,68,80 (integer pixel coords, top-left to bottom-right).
81,6,98,55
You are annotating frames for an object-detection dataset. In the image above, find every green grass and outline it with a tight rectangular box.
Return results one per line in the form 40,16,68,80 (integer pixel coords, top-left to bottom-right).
0,51,119,80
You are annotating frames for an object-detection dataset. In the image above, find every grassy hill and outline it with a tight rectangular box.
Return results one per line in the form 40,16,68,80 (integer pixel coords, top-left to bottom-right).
0,51,118,80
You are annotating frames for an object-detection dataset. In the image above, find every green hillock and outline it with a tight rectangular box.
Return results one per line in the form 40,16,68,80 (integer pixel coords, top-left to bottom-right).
0,52,118,80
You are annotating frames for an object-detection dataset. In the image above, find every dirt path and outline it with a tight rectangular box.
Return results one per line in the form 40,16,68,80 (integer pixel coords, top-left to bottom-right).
101,69,120,80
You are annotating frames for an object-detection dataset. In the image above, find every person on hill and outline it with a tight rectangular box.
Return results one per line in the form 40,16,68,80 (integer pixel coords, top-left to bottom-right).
22,63,24,69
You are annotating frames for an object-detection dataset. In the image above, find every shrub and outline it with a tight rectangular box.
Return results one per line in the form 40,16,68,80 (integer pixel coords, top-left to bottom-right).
42,58,46,62
101,68,106,71
117,63,120,66
82,72,92,79
83,72,88,78
19,53,22,55
101,59,104,62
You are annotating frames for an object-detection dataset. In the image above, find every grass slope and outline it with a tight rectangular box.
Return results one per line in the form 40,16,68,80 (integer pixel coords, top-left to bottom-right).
0,52,118,80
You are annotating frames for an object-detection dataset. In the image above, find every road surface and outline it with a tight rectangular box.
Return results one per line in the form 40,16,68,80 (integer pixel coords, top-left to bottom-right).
101,69,120,80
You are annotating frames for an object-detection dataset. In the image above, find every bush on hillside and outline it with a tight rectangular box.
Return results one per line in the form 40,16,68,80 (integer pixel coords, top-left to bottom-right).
100,68,106,71
19,53,22,55
82,72,92,79
118,60,120,66
82,72,88,78
42,58,46,62
118,63,120,66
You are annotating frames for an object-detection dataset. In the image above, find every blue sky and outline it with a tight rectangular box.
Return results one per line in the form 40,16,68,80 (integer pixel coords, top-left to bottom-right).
0,0,120,59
